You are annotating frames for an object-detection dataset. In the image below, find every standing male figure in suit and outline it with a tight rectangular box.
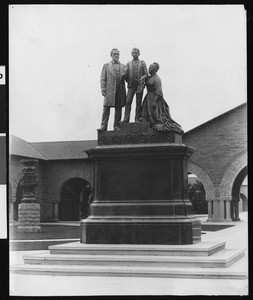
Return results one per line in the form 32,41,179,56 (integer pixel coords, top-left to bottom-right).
98,48,126,131
121,48,148,123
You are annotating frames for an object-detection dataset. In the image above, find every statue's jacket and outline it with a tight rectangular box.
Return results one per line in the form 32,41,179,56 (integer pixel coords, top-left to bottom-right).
100,61,126,107
124,59,148,88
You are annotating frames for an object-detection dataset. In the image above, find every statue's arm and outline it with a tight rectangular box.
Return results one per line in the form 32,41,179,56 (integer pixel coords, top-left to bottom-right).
122,63,129,80
143,61,148,76
139,61,148,82
100,64,107,96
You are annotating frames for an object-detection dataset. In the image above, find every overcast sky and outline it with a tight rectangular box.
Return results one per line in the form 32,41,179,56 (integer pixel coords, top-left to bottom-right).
9,4,246,142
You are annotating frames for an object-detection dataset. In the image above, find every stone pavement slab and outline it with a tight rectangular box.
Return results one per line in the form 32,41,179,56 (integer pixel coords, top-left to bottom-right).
9,212,248,296
10,273,248,296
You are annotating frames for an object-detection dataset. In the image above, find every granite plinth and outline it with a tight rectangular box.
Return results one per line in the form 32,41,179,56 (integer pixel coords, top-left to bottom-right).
17,201,41,233
81,217,201,245
82,122,200,245
98,122,182,146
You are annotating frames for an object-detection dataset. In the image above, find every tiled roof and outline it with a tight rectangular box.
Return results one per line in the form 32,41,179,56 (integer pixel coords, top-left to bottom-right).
31,140,97,160
10,135,47,160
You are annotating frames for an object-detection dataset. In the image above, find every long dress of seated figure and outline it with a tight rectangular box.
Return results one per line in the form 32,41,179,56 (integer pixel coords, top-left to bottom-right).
140,62,183,134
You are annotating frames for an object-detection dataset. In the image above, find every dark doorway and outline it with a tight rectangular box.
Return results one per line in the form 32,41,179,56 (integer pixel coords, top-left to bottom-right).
188,173,207,215
59,178,91,221
231,167,247,221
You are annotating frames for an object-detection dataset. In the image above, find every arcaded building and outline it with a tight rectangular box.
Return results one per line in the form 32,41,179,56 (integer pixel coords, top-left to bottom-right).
9,103,247,223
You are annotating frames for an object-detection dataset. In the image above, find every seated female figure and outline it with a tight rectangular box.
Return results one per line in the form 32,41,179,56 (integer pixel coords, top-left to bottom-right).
141,62,183,134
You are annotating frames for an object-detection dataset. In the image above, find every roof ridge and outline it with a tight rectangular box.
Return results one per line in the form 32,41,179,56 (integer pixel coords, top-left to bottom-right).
10,135,47,160
31,139,97,144
29,143,48,160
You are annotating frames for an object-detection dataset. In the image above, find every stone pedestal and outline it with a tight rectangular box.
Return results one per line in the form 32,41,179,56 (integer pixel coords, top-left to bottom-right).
17,159,41,233
207,200,213,221
18,201,41,233
81,122,201,245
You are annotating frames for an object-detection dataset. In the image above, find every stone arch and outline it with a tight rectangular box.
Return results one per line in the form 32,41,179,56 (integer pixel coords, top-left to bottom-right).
231,167,247,199
9,162,23,221
49,167,93,203
188,160,215,201
230,166,247,221
9,166,23,204
219,150,247,200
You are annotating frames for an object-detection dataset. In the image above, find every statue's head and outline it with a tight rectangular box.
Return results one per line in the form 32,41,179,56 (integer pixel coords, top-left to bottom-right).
149,62,160,75
111,48,120,62
131,48,140,59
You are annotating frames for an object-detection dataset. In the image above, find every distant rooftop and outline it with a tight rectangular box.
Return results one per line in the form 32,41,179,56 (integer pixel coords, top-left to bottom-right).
10,135,47,160
10,135,97,160
32,140,97,160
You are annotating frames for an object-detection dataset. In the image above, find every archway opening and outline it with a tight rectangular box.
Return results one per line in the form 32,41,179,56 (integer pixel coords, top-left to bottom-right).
59,178,91,221
239,175,248,212
188,173,207,215
240,192,248,212
231,167,247,221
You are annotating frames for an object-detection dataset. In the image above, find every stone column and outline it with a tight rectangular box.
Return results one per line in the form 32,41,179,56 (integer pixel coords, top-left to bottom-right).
233,200,240,221
212,199,219,221
230,197,240,221
17,159,41,233
207,199,213,222
52,202,59,222
218,199,225,221
225,198,232,222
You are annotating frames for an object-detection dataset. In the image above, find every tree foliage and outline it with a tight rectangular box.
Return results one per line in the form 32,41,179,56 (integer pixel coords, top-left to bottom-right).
188,180,208,214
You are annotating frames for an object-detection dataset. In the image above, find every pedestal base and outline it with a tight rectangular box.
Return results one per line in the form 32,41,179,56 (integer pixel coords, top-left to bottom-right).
18,202,41,233
81,217,201,245
84,122,200,245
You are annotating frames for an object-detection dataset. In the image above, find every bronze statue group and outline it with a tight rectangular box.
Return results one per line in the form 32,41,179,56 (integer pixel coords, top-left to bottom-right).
99,48,183,134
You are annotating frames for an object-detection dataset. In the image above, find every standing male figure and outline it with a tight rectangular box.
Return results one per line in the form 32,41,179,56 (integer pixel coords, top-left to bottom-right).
98,48,126,131
121,48,148,123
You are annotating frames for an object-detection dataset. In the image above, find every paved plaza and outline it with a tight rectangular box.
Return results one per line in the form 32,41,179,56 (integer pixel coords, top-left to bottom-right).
9,213,248,296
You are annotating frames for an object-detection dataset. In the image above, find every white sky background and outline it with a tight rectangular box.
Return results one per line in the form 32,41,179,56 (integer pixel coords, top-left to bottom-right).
9,4,246,142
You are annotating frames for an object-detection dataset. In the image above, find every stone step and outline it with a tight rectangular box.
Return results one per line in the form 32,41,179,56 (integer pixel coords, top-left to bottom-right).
23,248,245,268
49,241,226,257
10,263,247,279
